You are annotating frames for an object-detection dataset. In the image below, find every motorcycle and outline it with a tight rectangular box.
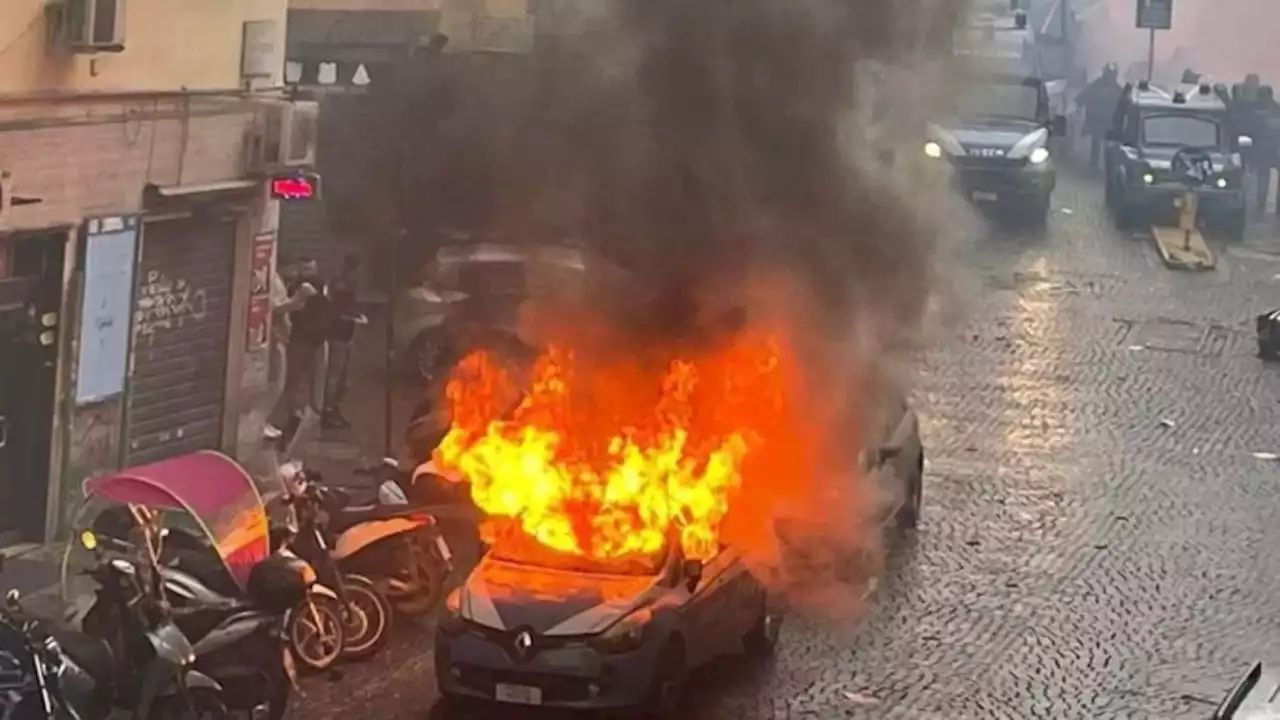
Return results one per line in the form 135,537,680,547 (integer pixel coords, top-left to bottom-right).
0,555,101,720
39,526,231,720
282,462,453,616
277,465,394,661
61,451,346,678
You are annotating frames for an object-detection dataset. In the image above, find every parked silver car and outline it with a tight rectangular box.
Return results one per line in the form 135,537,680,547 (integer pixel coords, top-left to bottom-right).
393,242,631,381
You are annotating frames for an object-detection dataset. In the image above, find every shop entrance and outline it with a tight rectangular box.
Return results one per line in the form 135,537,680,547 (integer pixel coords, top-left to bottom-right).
0,232,65,545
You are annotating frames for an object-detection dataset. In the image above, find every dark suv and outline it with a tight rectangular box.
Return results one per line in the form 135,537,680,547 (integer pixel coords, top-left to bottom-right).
1104,80,1250,238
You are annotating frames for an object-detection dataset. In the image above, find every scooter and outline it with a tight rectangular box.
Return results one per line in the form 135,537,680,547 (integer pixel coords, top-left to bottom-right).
83,507,346,676
57,530,232,720
283,462,453,616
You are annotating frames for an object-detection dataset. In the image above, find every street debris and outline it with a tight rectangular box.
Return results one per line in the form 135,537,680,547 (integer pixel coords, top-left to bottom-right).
1158,419,1176,429
843,691,881,706
1251,452,1280,461
1128,345,1146,351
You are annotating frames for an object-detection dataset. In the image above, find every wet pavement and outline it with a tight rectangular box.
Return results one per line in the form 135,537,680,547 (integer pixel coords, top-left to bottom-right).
277,168,1280,720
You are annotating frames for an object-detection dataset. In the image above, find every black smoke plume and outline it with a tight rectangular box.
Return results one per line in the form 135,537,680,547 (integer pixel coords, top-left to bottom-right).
361,0,974,615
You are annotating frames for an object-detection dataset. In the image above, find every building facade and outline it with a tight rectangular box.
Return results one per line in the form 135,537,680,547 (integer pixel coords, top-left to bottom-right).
0,0,308,542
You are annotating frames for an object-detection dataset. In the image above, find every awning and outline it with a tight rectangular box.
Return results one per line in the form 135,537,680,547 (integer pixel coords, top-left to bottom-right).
147,179,259,198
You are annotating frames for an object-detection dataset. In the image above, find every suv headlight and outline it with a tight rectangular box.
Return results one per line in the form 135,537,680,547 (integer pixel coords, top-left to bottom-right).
924,141,943,159
588,608,653,654
1029,146,1050,165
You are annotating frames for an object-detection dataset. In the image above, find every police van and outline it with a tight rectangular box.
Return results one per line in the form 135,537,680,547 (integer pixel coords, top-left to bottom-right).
924,7,1068,224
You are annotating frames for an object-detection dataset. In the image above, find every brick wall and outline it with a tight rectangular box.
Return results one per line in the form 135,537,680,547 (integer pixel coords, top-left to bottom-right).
0,94,277,539
0,97,259,232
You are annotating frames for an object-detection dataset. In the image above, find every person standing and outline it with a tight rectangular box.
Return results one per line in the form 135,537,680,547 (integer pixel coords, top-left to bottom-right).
266,257,328,450
1250,86,1280,219
322,255,361,430
1232,75,1271,217
1077,63,1122,173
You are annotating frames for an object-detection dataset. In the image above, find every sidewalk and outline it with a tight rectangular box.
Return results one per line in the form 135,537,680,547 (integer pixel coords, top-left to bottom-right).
0,542,71,619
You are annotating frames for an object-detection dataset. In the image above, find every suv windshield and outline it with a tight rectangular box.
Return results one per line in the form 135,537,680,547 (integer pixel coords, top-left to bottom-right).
488,527,669,577
1142,114,1220,147
958,80,1041,121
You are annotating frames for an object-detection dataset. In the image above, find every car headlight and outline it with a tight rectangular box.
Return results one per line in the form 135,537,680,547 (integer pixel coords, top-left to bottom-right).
438,589,466,636
588,608,653,654
1142,171,1155,185
1029,146,1050,165
924,141,943,159
1216,176,1230,189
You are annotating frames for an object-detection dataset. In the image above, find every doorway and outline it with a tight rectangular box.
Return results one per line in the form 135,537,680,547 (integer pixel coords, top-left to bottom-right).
0,232,65,545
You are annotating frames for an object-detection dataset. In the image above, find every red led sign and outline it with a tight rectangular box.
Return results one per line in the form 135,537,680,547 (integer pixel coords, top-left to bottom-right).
270,173,320,201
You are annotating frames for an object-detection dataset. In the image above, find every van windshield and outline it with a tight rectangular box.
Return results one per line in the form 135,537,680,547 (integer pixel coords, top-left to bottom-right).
957,80,1041,121
1142,114,1220,148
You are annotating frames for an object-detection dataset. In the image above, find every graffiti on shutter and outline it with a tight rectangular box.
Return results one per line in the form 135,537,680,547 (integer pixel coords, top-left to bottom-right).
126,218,235,465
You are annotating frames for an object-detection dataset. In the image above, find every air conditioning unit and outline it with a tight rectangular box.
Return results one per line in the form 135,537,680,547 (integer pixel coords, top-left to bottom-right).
56,0,127,53
246,100,320,174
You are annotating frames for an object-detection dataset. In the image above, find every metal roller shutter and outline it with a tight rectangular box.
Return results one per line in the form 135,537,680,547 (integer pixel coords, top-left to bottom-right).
125,217,236,465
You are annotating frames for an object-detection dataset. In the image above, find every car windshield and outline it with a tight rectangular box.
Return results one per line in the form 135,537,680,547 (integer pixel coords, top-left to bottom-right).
488,528,668,577
957,80,1041,121
1141,113,1220,148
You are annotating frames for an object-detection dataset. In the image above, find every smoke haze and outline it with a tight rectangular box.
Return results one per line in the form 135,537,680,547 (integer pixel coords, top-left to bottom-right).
396,0,978,619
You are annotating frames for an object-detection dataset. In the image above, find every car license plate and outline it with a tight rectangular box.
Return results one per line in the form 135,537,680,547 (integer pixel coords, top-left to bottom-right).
972,191,999,202
494,683,542,705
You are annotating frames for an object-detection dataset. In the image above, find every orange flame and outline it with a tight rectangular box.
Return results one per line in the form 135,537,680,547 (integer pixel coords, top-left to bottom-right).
433,331,791,561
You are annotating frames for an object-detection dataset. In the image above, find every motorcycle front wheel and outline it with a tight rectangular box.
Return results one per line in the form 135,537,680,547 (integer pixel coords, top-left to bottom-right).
288,595,345,672
338,575,393,660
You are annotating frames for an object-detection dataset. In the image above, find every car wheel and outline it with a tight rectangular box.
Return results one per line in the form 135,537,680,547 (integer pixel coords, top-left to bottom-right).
896,453,923,530
1029,195,1051,230
1219,210,1247,241
1114,201,1141,232
642,639,686,717
744,593,783,657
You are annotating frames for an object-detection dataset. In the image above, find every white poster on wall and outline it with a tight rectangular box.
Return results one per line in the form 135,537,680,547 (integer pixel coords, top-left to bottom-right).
76,216,138,405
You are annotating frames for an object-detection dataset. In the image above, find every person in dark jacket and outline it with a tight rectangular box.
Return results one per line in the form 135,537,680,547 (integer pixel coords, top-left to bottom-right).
1230,76,1277,217
1076,63,1122,172
322,255,362,430
1250,86,1280,218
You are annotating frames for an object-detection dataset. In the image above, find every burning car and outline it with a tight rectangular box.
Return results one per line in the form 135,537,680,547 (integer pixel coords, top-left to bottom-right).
434,527,779,713
425,310,922,713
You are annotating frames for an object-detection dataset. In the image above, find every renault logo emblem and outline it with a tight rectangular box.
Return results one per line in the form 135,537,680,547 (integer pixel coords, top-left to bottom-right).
514,631,533,655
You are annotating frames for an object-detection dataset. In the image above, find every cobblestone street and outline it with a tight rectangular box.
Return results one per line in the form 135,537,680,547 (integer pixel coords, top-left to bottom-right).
285,171,1280,720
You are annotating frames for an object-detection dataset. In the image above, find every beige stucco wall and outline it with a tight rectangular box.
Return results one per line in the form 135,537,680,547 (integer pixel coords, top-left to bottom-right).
0,0,288,95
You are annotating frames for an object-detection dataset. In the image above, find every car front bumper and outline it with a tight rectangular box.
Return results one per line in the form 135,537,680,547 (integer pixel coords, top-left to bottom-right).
435,626,661,710
934,159,1056,203
1125,183,1245,216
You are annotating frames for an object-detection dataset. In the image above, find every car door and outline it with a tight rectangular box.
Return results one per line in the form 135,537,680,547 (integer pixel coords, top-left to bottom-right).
867,397,918,526
1103,96,1129,177
682,548,741,668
